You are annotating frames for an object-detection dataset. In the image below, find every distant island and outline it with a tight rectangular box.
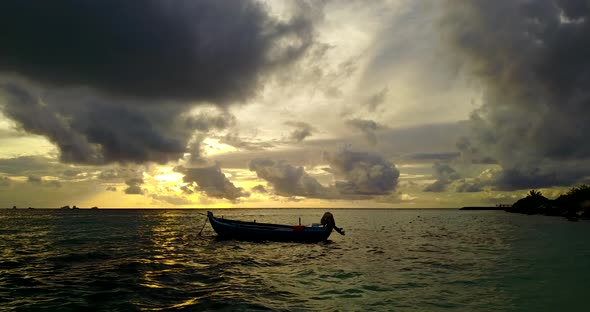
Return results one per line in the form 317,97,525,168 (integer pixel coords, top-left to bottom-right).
487,185,590,221
507,185,590,221
58,205,98,210
461,204,511,211
7,205,100,210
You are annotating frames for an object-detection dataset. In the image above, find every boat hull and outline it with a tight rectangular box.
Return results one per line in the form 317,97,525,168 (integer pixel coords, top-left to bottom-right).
207,211,332,242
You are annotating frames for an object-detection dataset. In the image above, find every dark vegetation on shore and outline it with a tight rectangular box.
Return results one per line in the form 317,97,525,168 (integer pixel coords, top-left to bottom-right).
507,185,590,221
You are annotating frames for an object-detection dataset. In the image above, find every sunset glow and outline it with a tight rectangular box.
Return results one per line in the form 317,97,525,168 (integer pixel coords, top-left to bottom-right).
1,0,589,209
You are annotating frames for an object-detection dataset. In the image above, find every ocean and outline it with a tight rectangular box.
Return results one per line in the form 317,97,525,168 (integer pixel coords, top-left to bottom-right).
1,209,589,311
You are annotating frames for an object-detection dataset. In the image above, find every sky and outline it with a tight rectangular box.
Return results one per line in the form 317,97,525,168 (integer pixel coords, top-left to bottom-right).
1,0,589,208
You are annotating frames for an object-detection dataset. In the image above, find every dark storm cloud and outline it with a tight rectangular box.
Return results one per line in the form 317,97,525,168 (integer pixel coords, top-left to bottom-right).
345,119,381,146
442,0,590,189
181,166,248,201
0,0,315,103
324,150,400,195
249,158,328,197
285,121,316,142
0,84,243,165
0,84,189,164
493,164,590,191
0,1,319,167
0,85,100,163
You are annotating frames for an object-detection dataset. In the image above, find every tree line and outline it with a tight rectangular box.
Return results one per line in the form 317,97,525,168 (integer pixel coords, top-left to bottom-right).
507,185,590,220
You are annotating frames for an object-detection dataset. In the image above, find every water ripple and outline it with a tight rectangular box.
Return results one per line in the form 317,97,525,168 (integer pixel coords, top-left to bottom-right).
2,209,590,311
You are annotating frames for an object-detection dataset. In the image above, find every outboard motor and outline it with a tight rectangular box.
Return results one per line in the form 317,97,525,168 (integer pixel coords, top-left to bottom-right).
321,212,345,235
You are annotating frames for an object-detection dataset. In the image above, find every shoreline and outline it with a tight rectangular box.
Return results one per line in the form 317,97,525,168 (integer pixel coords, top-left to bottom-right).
460,206,506,211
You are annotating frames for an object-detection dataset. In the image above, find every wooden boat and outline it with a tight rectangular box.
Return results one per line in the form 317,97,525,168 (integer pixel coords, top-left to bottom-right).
207,211,343,242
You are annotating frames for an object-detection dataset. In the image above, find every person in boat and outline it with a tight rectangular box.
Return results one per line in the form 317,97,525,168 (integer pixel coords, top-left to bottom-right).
321,212,345,235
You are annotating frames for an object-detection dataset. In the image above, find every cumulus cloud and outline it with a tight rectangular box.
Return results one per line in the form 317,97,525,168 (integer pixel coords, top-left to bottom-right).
63,170,81,178
423,163,461,192
124,178,144,195
0,128,27,139
180,134,209,168
454,179,485,193
47,181,62,188
363,87,388,112
181,165,248,201
180,185,194,195
407,152,461,162
184,112,236,133
26,175,61,188
324,150,400,195
98,167,145,181
98,170,120,180
249,158,328,197
151,194,193,206
423,180,447,193
219,132,274,151
442,0,590,189
27,175,42,185
251,184,268,193
345,119,381,146
285,121,316,142
455,137,497,164
249,149,401,198
0,156,60,176
423,163,496,193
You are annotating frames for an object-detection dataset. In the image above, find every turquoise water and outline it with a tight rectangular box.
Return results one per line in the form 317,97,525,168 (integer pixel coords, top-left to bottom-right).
1,209,589,311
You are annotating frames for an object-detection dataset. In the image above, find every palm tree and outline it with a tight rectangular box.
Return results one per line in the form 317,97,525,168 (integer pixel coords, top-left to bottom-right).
509,189,550,214
528,189,543,198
